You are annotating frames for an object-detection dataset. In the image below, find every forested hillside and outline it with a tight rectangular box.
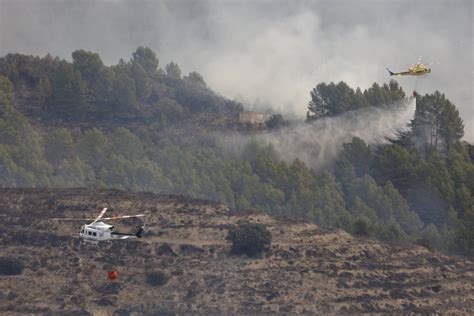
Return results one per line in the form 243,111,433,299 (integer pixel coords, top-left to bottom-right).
0,47,243,125
0,48,473,257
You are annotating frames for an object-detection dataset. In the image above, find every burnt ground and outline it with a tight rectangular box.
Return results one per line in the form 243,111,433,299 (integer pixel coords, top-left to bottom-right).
0,188,473,315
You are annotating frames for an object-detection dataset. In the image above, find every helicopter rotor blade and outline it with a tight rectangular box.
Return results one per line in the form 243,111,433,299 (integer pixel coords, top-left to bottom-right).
416,55,423,65
51,218,96,221
90,208,108,224
51,209,144,222
100,214,145,221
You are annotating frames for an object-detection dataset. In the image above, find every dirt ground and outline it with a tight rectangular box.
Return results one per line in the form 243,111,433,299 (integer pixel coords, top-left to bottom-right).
0,188,473,315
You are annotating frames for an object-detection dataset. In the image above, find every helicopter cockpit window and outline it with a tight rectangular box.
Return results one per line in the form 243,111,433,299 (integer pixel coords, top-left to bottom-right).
88,231,92,235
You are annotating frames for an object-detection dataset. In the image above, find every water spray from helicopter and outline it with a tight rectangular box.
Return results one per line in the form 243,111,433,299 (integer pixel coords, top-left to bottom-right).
220,97,416,170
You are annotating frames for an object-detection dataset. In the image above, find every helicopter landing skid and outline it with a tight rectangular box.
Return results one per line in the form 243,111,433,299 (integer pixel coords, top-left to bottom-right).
81,238,99,245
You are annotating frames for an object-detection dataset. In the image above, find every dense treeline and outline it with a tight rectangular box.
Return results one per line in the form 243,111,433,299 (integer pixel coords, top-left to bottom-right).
406,91,464,152
0,49,473,257
336,137,473,254
0,47,242,124
306,80,405,120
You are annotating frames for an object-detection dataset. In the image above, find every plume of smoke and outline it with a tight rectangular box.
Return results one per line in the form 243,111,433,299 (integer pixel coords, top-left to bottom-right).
1,1,471,141
221,98,416,169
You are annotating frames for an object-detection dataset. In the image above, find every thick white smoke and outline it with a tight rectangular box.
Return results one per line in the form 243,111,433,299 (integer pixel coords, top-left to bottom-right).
221,98,416,169
1,1,472,141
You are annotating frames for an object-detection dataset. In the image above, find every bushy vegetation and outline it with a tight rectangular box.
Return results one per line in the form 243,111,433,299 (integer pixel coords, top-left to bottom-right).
265,114,289,129
0,258,23,275
0,48,473,258
352,218,371,237
146,271,168,287
226,223,272,257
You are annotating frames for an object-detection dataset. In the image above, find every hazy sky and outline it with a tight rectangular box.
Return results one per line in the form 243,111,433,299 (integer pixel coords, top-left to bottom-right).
1,0,473,141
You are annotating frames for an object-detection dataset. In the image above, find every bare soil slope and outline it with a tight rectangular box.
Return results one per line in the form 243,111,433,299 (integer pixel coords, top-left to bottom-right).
0,188,473,315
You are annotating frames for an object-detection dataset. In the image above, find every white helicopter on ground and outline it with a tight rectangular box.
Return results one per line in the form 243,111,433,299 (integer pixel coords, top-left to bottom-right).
52,208,145,243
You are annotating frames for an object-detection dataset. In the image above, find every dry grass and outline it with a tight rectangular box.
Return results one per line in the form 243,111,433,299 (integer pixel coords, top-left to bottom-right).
0,188,473,315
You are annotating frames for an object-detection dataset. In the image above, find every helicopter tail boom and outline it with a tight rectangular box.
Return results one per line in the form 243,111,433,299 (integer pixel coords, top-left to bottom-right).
110,225,145,239
386,68,411,76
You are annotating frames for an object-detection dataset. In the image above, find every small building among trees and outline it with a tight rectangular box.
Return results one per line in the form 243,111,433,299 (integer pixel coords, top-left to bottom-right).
239,111,273,128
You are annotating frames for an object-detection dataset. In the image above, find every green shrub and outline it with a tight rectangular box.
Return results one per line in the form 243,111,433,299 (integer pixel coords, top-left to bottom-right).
353,218,370,237
0,258,23,275
146,271,168,287
226,223,272,257
416,238,433,251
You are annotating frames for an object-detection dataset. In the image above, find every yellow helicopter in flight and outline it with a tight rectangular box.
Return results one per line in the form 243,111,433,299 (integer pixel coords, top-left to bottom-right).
387,56,436,77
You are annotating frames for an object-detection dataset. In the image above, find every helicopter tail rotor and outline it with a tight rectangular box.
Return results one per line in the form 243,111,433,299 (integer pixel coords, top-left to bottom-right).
135,225,145,238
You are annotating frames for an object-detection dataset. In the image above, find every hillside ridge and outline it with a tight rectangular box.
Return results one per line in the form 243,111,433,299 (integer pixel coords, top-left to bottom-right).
0,188,473,314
